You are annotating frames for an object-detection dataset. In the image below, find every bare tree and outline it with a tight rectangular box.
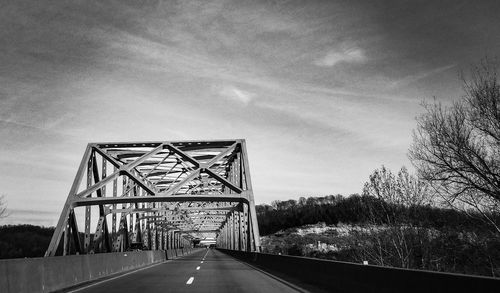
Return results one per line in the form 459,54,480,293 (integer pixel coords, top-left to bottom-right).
409,59,500,233
358,166,433,268
363,166,433,209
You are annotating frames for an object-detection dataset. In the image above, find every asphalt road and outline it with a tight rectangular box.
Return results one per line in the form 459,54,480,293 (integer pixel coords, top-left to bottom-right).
70,249,305,293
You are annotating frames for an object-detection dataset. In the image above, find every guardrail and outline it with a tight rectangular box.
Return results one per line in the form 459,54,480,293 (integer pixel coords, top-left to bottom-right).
0,248,198,293
218,249,499,293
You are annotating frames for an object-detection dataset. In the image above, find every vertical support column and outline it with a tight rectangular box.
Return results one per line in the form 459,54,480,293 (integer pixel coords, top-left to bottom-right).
168,230,172,250
246,205,253,251
128,186,134,245
117,213,129,252
224,225,227,249
68,209,82,254
165,229,169,250
132,187,141,245
243,204,248,251
216,230,219,247
141,199,146,246
63,220,69,255
155,226,159,250
172,230,175,249
121,176,128,252
225,223,229,249
151,224,155,250
228,162,233,194
238,211,242,251
218,227,224,248
148,221,152,250
166,230,169,250
228,214,232,250
171,230,174,250
143,221,148,250
151,225,155,250
159,229,163,250
164,229,167,250
152,222,155,250
162,229,166,250
225,224,228,249
101,156,109,252
154,223,157,250
231,213,235,250
232,214,236,250
147,221,152,250
173,231,177,249
233,212,238,250
228,215,231,250
112,166,117,250
233,213,237,250
101,156,106,203
237,153,242,189
84,152,93,253
241,140,261,252
221,226,224,248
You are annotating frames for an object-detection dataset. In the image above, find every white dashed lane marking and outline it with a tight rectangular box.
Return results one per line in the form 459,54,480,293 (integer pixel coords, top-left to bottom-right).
196,266,200,270
186,277,194,285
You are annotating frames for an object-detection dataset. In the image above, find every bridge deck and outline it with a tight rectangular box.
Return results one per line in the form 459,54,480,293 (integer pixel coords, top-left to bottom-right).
70,249,303,293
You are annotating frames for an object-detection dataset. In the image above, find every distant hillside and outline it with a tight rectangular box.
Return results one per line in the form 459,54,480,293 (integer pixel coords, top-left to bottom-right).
0,225,54,259
256,194,484,236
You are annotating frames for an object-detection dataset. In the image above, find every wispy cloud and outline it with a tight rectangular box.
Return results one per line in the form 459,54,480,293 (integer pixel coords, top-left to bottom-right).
218,85,255,105
388,64,457,89
314,45,367,67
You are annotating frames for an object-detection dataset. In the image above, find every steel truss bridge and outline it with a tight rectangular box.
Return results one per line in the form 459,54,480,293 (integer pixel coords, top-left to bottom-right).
45,139,261,256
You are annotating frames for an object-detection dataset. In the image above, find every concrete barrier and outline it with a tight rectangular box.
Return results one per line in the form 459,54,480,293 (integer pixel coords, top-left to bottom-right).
0,251,166,293
166,248,183,259
165,247,202,260
166,249,176,259
218,249,500,293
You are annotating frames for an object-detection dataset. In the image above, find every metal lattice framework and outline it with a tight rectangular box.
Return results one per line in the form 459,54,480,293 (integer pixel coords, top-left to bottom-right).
45,139,261,256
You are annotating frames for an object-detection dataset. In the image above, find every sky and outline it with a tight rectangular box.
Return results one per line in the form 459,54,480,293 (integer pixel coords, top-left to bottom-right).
1,0,500,226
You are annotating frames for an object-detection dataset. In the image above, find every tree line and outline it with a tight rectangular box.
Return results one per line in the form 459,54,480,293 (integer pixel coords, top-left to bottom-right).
0,225,54,259
256,194,488,236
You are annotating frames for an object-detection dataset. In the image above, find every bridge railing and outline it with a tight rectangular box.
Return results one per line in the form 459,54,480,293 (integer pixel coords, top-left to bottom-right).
218,249,499,293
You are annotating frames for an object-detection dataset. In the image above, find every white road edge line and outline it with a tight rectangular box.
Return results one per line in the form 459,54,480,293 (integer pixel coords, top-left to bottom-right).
186,276,195,285
68,260,171,292
196,266,200,270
